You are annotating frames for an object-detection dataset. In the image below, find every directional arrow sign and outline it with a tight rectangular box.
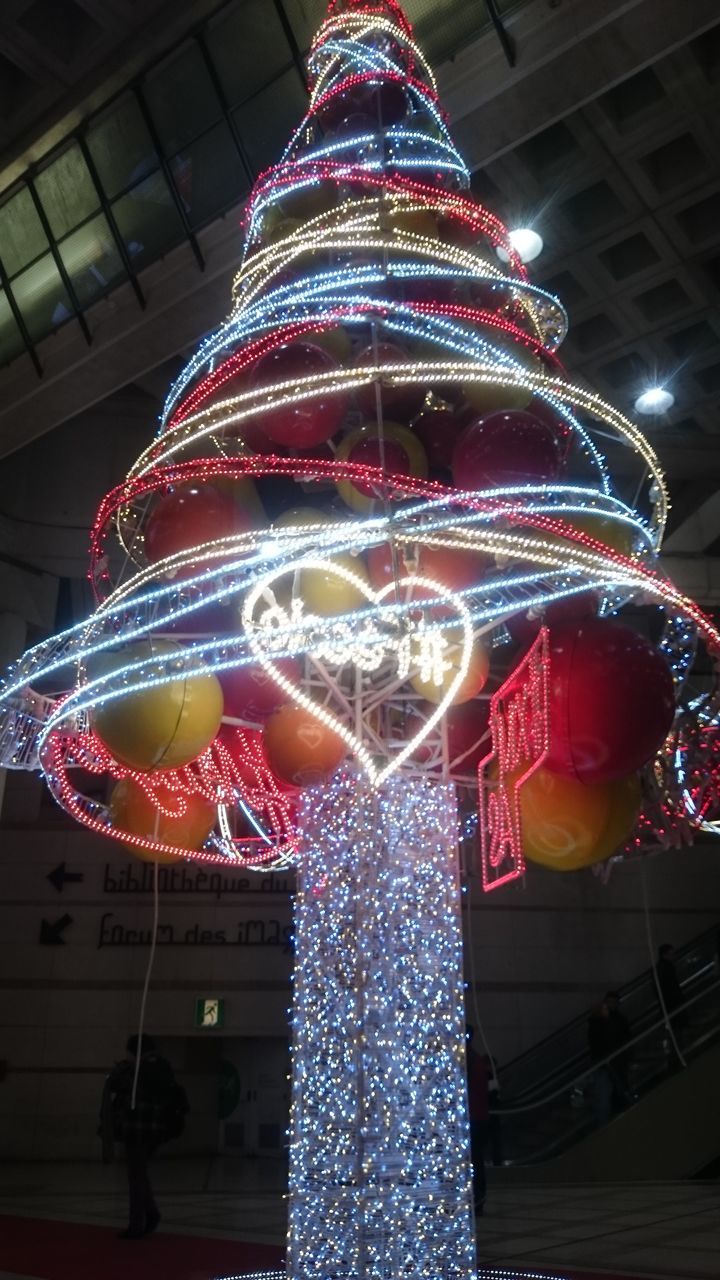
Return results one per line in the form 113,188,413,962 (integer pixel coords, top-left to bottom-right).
39,914,73,945
47,862,84,893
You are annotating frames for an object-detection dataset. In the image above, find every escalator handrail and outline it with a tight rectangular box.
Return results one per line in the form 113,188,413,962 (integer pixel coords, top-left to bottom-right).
497,924,720,1098
491,975,720,1118
510,1015,720,1167
503,958,719,1107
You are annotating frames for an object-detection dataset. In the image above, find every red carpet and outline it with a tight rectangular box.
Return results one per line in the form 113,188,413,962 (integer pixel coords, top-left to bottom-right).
0,1215,283,1279
0,1216,644,1280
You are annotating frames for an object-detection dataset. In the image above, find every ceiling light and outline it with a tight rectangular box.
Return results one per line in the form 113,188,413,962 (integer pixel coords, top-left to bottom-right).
496,228,544,265
634,387,674,415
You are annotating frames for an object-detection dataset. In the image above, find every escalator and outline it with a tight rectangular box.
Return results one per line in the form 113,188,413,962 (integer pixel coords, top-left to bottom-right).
487,923,720,1181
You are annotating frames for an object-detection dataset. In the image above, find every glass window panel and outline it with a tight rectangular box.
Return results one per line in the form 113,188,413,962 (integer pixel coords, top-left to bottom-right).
170,122,249,229
144,43,222,155
12,253,73,343
111,172,185,272
86,95,158,199
233,68,308,176
0,289,26,367
206,0,293,106
35,144,99,239
58,212,126,308
0,187,48,277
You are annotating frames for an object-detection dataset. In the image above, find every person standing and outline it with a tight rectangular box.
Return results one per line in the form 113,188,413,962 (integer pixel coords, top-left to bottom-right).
656,943,687,1069
106,1034,181,1239
656,944,687,1029
604,990,632,1106
465,1026,490,1215
587,1000,614,1124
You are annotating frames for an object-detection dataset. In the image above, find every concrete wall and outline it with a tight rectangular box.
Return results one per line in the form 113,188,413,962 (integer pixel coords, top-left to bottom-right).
1,777,718,1161
465,844,720,1065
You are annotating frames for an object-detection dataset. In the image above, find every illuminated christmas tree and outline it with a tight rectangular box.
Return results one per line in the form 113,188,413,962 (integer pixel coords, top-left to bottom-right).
2,0,720,1275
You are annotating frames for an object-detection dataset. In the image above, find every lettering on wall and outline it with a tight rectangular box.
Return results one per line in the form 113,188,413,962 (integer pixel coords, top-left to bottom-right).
103,864,293,898
97,912,294,951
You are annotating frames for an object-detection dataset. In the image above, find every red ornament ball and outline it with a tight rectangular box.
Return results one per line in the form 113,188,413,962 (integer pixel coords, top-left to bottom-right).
144,483,253,568
451,409,563,491
446,700,491,774
219,658,302,722
250,342,349,448
506,591,599,648
346,434,410,495
545,619,676,784
412,408,465,470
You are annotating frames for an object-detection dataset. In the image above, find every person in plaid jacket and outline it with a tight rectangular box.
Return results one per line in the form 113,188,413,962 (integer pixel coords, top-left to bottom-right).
108,1034,179,1239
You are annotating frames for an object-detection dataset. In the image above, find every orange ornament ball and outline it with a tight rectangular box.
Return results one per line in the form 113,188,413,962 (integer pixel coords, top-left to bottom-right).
263,704,347,787
409,630,490,705
90,639,223,771
109,777,216,863
518,767,641,872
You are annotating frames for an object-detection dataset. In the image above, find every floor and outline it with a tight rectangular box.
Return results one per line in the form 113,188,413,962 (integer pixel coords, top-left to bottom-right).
0,1159,718,1279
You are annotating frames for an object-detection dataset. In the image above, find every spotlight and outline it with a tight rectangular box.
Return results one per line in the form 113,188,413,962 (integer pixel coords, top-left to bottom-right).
497,228,544,264
634,387,674,415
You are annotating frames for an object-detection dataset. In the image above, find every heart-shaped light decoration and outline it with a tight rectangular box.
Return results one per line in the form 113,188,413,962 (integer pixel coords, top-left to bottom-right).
241,556,474,787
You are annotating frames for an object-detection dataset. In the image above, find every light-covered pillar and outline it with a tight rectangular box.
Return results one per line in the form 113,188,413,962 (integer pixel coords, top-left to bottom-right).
288,772,475,1280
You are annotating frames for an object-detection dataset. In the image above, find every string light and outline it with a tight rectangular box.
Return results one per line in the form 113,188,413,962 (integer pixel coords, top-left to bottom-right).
287,772,476,1279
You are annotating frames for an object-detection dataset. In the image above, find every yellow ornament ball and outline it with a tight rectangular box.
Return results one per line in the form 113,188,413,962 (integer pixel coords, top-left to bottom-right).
335,421,428,514
310,325,353,363
519,767,641,871
273,507,371,616
109,777,216,863
462,344,541,414
211,475,267,527
90,639,224,771
410,629,490,705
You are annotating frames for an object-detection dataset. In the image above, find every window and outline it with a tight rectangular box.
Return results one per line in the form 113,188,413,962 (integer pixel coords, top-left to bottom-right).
87,96,158,199
11,255,73,343
144,43,222,156
35,144,99,239
112,173,185,271
234,68,308,176
0,187,48,277
206,0,293,106
58,214,125,307
170,122,249,228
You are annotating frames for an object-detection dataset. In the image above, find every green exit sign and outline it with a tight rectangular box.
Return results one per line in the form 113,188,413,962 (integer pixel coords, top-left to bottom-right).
195,997,224,1028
